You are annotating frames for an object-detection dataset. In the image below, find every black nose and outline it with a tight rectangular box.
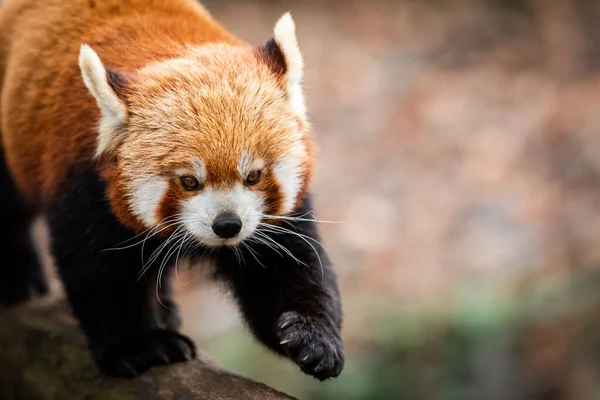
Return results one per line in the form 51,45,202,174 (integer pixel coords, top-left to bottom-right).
212,212,242,239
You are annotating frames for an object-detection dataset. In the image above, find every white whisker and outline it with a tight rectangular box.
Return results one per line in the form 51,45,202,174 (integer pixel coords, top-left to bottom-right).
247,233,283,256
253,230,308,267
259,222,328,251
157,231,189,289
231,244,243,266
154,229,192,309
258,222,324,280
240,241,266,269
137,226,186,280
140,214,187,264
174,232,191,286
102,215,182,252
262,213,345,225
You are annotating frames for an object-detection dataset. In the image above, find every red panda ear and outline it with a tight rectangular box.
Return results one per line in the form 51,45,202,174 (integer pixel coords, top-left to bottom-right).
256,12,306,120
257,38,287,76
78,44,131,158
106,68,132,105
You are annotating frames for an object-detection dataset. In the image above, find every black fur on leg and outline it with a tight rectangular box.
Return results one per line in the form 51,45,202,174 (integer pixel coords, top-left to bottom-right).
210,193,344,381
45,161,193,378
0,149,48,305
155,279,183,331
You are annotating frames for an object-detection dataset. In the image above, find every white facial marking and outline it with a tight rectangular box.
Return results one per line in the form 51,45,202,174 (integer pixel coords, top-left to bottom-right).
273,138,307,215
273,13,307,119
238,149,252,178
190,159,207,182
129,177,168,226
181,184,265,246
176,158,206,183
238,149,265,178
78,44,127,157
250,159,266,174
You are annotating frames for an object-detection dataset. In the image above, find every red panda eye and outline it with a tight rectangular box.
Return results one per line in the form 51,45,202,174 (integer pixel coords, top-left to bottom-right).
245,170,262,186
180,176,200,191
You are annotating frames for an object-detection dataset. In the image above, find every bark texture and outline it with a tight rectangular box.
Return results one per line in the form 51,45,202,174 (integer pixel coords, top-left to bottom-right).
0,298,295,400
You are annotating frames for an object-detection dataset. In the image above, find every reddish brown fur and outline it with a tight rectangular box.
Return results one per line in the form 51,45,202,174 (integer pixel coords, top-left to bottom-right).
0,0,235,202
0,0,313,232
156,179,190,229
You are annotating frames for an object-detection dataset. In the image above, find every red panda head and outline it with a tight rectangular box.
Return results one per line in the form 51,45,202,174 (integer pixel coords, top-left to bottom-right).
79,13,313,246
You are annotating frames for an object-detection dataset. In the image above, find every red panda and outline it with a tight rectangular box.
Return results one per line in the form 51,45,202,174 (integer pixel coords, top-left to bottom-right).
0,0,343,380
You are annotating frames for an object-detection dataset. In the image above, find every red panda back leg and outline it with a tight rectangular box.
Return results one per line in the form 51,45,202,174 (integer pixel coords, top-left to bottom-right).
0,149,48,305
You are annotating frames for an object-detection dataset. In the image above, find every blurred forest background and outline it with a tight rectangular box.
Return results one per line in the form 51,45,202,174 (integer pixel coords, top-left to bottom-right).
30,0,600,399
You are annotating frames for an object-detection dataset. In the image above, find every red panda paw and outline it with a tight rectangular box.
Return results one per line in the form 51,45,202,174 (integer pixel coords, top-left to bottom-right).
276,311,345,381
95,330,196,378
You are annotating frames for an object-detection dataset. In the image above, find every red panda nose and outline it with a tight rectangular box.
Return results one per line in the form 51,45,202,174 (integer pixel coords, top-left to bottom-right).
212,212,243,238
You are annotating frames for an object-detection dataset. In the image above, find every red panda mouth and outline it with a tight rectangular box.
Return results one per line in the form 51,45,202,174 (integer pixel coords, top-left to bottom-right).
219,237,244,246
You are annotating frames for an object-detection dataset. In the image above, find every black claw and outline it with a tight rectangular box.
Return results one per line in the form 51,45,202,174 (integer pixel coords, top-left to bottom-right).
274,311,344,380
115,361,138,378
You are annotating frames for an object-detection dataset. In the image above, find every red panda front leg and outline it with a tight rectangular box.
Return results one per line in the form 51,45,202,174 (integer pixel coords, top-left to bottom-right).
213,194,344,381
0,150,48,305
46,163,195,378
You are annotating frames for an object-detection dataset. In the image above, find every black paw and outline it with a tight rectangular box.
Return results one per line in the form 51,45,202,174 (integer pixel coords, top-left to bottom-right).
0,264,48,306
275,311,344,381
95,330,196,378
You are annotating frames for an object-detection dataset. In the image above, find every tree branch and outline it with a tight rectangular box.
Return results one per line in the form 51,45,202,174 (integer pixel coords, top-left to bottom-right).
0,297,295,400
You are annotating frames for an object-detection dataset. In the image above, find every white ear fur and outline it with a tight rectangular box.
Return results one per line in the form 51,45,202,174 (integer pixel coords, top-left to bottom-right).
78,44,127,157
273,13,307,119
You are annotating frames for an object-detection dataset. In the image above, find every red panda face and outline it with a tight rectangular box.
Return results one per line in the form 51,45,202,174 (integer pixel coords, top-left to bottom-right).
119,47,308,246
79,14,311,246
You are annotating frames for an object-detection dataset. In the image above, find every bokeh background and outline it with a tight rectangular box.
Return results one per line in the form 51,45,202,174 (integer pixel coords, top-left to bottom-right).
33,0,600,399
